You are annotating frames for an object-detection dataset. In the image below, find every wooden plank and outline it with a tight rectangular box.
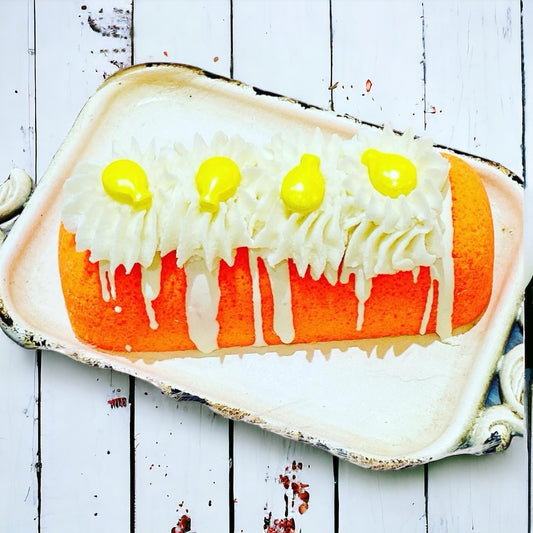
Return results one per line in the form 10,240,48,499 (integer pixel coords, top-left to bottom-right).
428,446,528,533
0,0,36,172
233,423,335,533
34,0,133,171
133,0,231,76
133,382,230,532
34,1,133,529
0,1,39,530
331,2,427,531
0,344,38,531
232,0,331,107
338,463,426,533
231,1,336,531
331,0,426,133
423,1,528,531
132,1,232,531
39,351,131,528
424,0,522,172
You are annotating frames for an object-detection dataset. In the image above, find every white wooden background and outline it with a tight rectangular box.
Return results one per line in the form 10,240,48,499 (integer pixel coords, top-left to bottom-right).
0,1,530,532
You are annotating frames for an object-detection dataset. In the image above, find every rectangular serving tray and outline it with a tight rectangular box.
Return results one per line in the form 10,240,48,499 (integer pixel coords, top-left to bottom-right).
0,64,525,469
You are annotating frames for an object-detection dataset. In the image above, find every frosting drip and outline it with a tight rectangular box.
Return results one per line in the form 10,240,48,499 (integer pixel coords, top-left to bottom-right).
184,258,220,353
98,261,116,301
249,251,266,347
264,261,295,344
141,254,162,330
433,185,455,338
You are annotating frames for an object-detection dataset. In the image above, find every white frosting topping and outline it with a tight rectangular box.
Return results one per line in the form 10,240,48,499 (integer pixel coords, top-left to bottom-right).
184,258,220,353
341,125,450,278
252,128,352,285
61,126,453,352
248,251,267,346
159,133,261,271
62,140,164,273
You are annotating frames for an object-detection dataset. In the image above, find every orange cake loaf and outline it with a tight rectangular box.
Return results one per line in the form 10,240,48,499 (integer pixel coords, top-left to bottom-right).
58,127,494,354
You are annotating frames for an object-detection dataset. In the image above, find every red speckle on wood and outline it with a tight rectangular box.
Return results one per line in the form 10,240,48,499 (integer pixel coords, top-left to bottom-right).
298,485,310,503
214,56,219,62
266,463,311,531
171,514,191,533
107,397,127,408
428,105,436,114
163,51,168,57
366,79,372,92
267,517,296,533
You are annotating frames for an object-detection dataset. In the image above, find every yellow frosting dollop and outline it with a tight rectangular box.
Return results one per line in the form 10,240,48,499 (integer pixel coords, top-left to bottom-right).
101,159,152,210
280,153,325,213
195,156,241,213
361,148,417,198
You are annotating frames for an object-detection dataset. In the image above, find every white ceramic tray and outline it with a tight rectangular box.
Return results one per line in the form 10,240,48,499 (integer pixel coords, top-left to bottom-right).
0,64,525,469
